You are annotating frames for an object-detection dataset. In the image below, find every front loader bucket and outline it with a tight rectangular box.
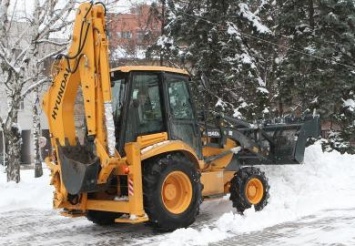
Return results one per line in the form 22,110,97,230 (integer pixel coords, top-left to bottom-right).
57,142,101,195
272,116,321,164
226,115,321,166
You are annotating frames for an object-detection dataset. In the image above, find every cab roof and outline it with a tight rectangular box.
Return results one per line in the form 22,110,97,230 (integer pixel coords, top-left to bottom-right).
111,66,189,76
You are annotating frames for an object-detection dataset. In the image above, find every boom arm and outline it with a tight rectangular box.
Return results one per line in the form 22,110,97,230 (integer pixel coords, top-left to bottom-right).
42,2,118,194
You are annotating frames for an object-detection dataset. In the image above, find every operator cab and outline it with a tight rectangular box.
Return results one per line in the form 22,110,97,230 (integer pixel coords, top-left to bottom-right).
110,66,202,158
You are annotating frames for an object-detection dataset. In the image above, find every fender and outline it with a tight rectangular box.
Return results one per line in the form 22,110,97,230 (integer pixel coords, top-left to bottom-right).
140,139,204,170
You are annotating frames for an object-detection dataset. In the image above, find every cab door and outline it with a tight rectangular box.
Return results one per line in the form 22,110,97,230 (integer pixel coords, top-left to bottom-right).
164,73,202,158
124,72,166,144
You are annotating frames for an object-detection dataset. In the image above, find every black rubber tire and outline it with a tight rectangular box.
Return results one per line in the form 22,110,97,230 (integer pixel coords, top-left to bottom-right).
229,167,270,214
86,210,122,225
143,154,202,232
85,176,123,225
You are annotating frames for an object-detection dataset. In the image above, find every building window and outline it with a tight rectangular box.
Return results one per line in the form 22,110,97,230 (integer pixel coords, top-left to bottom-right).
121,31,132,39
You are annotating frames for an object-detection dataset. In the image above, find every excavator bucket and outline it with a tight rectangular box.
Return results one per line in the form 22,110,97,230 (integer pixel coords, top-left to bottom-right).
57,142,101,195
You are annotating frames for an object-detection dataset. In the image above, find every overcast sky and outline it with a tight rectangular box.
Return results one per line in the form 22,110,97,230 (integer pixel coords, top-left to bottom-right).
8,0,155,19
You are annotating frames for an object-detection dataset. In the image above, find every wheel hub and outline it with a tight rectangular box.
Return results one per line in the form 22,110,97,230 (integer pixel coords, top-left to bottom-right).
161,171,192,214
164,183,177,201
245,178,264,204
247,185,257,197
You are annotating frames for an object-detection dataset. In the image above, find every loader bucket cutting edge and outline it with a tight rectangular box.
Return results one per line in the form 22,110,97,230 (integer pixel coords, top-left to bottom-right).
57,143,101,195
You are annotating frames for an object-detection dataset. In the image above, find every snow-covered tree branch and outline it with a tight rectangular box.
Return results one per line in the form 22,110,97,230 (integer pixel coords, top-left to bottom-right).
0,0,77,182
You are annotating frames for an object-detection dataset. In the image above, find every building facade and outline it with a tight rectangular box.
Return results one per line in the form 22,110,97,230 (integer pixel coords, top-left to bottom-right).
107,4,161,60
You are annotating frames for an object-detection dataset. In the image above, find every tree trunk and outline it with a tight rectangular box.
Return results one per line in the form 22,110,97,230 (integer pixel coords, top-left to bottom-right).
160,0,166,66
308,0,315,31
33,91,43,178
5,126,22,183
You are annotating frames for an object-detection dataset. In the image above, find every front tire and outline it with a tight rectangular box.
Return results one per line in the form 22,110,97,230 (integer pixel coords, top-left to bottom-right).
229,167,270,214
143,154,202,232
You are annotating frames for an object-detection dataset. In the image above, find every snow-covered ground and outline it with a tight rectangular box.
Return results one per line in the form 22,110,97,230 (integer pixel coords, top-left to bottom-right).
1,142,355,245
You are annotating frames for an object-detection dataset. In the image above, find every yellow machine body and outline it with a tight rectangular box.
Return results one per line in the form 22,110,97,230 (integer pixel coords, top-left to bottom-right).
42,2,320,229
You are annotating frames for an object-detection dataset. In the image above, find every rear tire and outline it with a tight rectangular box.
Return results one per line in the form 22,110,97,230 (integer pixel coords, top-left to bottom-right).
86,177,123,226
143,154,202,232
86,210,122,225
229,167,270,214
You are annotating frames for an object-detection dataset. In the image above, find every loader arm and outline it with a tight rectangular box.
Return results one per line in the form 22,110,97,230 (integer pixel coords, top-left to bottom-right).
42,2,118,194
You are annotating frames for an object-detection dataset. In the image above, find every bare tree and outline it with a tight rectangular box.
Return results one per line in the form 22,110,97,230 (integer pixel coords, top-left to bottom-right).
33,89,42,178
0,0,75,182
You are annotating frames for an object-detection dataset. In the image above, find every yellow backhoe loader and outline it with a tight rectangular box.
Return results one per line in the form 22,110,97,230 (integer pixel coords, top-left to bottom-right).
42,2,320,231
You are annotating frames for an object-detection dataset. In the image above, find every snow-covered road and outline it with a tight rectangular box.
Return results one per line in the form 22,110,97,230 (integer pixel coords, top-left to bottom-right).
1,142,355,245
212,207,355,246
0,203,354,245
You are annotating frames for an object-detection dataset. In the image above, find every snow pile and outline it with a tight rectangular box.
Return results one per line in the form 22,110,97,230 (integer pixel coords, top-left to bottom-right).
1,142,355,245
0,167,52,212
149,142,355,245
111,47,147,60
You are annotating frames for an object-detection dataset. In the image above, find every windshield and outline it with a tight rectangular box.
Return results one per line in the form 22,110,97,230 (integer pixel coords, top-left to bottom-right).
166,74,194,120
